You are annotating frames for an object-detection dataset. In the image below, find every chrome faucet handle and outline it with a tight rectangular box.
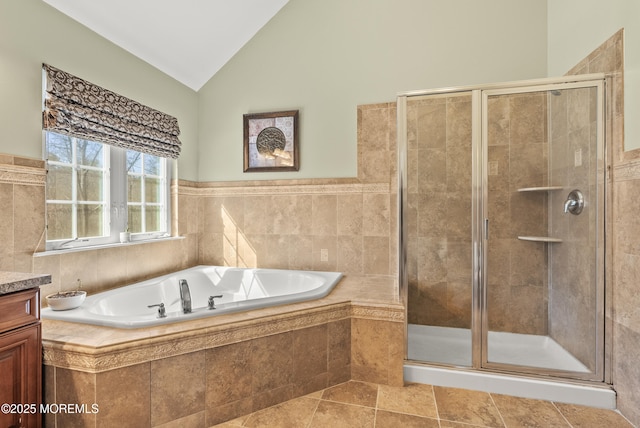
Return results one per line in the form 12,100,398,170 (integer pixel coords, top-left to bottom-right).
208,295,223,310
148,303,166,318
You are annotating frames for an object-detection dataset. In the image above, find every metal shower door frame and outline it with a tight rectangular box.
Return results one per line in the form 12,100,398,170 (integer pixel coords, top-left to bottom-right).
477,77,606,382
398,73,608,384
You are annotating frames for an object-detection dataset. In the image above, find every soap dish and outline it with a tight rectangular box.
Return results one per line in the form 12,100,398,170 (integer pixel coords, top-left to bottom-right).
46,290,86,311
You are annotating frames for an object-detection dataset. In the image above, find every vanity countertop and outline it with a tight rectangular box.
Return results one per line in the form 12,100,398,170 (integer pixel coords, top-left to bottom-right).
0,271,52,296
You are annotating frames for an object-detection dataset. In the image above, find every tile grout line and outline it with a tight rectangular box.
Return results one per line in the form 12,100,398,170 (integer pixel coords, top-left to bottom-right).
551,401,575,428
304,396,322,428
431,384,442,427
373,384,380,426
488,392,508,428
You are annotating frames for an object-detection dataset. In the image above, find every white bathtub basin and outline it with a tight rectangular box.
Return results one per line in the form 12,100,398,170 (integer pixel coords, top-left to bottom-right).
41,265,343,329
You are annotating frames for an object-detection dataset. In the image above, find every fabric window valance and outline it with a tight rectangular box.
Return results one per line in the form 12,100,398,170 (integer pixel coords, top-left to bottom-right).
42,64,181,159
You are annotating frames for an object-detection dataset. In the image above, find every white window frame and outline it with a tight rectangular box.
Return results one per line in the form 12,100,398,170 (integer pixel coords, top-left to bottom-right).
44,132,172,251
122,149,170,242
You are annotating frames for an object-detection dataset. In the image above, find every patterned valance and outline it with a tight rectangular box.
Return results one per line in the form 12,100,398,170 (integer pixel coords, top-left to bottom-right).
42,64,181,159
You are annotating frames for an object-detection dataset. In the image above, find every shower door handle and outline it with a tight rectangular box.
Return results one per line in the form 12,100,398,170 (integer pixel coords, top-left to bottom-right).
484,218,489,240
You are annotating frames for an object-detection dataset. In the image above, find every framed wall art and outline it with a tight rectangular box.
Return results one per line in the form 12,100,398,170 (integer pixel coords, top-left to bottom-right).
243,110,299,172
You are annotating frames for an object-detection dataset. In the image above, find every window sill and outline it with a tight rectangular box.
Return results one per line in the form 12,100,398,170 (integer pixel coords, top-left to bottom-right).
33,236,185,257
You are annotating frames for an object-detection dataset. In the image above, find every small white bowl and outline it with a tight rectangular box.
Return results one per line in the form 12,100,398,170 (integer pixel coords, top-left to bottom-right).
46,290,87,311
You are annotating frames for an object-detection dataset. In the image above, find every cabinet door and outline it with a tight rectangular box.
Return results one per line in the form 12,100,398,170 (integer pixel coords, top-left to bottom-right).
0,324,41,428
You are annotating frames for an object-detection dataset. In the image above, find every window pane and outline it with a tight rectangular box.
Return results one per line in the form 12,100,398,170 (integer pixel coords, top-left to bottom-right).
126,151,142,173
46,204,73,240
77,169,104,202
145,177,161,203
128,206,142,233
145,206,161,232
76,140,104,167
46,165,73,200
76,204,104,237
128,175,142,202
144,154,161,175
46,133,73,163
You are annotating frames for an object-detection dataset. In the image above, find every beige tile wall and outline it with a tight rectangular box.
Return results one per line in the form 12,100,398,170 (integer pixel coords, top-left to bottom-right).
180,102,398,278
563,28,640,426
45,318,352,426
0,155,46,273
568,29,640,427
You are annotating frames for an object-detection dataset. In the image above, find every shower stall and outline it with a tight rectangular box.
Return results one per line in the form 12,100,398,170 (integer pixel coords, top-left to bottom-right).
398,75,612,404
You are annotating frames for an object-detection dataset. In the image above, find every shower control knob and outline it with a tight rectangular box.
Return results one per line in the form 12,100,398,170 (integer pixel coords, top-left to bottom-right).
563,189,584,215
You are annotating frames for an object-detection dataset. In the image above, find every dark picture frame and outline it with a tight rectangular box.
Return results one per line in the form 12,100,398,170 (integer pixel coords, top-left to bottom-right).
243,110,299,172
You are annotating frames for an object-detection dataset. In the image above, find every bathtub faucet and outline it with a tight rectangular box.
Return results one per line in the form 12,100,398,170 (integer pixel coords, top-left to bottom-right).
179,279,192,313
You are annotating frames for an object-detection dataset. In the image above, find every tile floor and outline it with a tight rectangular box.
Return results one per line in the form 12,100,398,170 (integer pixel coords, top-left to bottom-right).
213,380,634,428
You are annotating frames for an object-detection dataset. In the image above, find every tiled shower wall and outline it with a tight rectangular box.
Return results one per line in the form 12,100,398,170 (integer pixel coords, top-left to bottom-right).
486,92,549,335
404,91,551,334
548,86,601,372
405,93,473,329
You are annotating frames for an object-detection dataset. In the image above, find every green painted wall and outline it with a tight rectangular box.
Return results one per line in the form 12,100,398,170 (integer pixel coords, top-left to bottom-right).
4,1,636,179
198,0,549,181
0,1,199,180
547,0,640,151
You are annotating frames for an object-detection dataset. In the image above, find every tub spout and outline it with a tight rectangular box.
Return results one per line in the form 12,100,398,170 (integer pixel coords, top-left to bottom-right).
179,279,192,313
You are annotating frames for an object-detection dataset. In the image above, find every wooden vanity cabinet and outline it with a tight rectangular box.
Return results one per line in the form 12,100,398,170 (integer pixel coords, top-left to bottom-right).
0,288,41,428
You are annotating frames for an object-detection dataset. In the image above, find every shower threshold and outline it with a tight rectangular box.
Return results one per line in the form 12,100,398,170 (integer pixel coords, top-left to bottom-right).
408,324,589,373
406,324,615,409
407,324,589,372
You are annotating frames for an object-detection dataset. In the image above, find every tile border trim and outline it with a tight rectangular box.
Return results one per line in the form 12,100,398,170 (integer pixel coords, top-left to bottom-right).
0,163,46,186
177,182,390,197
42,301,403,373
613,158,640,182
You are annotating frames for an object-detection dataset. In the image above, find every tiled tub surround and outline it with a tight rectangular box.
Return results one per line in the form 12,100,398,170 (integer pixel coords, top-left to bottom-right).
180,179,396,277
41,274,403,427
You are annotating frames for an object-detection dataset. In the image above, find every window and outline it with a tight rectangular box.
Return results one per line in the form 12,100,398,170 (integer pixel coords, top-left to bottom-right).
45,131,171,250
126,150,167,236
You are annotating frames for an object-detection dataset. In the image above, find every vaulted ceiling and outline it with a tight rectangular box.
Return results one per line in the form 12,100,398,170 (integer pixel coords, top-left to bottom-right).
42,0,289,91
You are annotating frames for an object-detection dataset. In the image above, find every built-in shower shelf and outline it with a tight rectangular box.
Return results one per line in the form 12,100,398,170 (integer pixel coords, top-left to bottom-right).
517,186,564,192
517,236,563,243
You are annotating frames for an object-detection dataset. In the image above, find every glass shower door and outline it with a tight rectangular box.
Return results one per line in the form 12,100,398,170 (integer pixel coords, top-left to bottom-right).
404,92,475,367
482,81,605,380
